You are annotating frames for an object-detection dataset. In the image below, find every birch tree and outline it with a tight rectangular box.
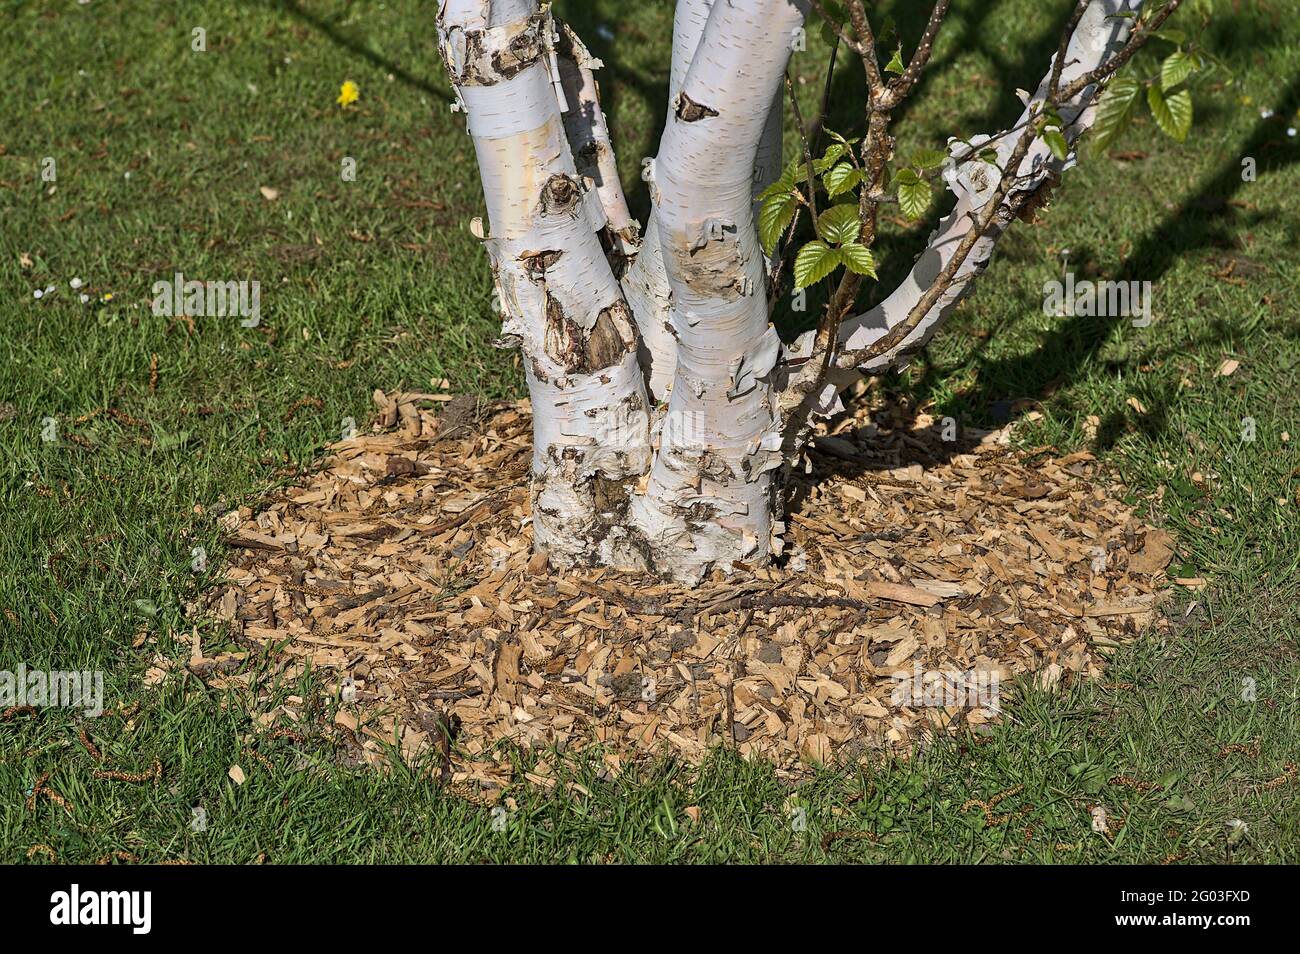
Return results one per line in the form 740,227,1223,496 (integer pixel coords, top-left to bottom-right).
436,0,1192,583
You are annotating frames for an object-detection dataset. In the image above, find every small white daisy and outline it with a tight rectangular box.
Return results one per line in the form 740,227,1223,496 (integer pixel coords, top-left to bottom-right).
33,289,43,299
70,277,82,289
1260,108,1274,119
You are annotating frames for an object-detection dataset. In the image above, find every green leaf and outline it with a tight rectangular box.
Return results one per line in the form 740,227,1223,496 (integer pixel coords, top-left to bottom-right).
878,15,898,45
817,203,861,244
1160,50,1195,89
758,160,803,201
1148,84,1193,142
776,157,811,186
909,148,948,170
1043,127,1069,161
884,45,905,75
1089,76,1141,154
838,242,878,279
823,162,862,198
756,174,795,202
758,193,797,254
896,174,932,220
812,142,848,174
793,240,840,289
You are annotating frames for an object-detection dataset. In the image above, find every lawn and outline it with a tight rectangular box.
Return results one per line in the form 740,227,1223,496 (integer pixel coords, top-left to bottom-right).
2,0,1298,863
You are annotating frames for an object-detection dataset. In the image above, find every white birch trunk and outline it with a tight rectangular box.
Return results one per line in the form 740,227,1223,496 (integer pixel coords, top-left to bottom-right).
439,0,1153,583
628,0,807,583
621,0,715,403
437,0,653,568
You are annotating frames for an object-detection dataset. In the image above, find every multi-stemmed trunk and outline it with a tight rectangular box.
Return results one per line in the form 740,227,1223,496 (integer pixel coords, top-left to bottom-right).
437,0,1149,583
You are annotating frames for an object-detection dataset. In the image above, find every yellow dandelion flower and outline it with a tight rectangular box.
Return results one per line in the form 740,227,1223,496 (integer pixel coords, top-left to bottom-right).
337,81,359,107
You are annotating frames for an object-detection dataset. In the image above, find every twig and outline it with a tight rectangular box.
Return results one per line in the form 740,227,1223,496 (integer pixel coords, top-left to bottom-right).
806,0,864,55
1049,1,1092,98
1057,0,1184,102
426,687,483,701
885,0,953,104
78,725,103,762
845,0,886,95
697,593,872,617
812,34,841,157
785,71,818,225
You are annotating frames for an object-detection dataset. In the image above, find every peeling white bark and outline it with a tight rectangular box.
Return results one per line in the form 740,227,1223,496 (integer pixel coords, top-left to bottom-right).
440,0,1157,583
621,0,717,403
628,0,808,583
554,22,639,260
438,0,652,568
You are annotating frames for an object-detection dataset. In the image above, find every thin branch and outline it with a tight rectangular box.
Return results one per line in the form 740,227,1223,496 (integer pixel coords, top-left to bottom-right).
837,0,1184,372
772,34,841,307
810,101,891,392
1057,0,1183,102
786,70,819,226
884,0,953,104
1048,0,1092,98
845,0,886,96
806,0,865,56
811,33,841,157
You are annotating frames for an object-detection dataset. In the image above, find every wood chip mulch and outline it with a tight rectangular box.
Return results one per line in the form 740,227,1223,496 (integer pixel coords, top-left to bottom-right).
192,389,1176,788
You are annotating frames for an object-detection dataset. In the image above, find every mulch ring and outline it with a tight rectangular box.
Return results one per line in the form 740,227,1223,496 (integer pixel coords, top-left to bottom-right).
191,388,1178,788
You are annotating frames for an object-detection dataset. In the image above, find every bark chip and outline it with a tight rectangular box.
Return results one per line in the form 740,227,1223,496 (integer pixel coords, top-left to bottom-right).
675,92,719,122
538,175,582,217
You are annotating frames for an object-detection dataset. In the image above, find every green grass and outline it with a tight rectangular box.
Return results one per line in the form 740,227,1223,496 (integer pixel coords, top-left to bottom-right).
2,0,1298,863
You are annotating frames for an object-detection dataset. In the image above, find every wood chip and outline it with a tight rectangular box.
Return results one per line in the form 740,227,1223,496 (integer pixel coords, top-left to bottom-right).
194,391,1172,778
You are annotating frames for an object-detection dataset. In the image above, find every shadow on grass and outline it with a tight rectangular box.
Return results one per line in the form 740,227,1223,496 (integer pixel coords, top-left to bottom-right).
266,0,1298,456
797,69,1300,492
905,72,1300,446
266,0,453,102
